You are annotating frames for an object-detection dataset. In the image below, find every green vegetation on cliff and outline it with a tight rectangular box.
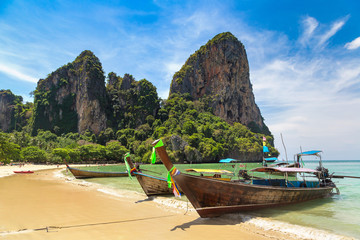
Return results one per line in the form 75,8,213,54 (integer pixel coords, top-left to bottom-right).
31,50,106,135
0,90,33,132
106,73,160,130
1,45,278,165
148,93,277,163
173,32,238,86
0,92,277,165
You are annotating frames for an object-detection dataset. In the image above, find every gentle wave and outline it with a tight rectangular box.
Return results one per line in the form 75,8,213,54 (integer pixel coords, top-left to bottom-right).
56,168,356,240
94,185,355,240
245,216,354,240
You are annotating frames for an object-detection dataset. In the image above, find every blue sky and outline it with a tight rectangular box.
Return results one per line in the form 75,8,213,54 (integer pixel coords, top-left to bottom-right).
1,0,360,160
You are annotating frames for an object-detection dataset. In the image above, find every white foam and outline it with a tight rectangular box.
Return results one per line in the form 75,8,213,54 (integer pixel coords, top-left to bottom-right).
152,197,195,213
96,188,124,198
0,174,11,179
223,214,355,240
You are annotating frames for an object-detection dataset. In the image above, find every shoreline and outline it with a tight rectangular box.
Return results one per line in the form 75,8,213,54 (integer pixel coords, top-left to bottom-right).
0,163,108,178
0,168,355,240
0,164,67,178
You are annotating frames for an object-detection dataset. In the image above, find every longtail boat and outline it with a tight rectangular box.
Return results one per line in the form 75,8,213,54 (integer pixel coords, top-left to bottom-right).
66,164,129,179
152,139,338,218
124,154,174,196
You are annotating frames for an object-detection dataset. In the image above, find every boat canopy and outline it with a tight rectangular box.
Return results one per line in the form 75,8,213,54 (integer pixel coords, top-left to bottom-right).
219,158,238,163
265,157,278,161
186,169,234,176
250,167,319,174
296,150,322,157
272,162,289,166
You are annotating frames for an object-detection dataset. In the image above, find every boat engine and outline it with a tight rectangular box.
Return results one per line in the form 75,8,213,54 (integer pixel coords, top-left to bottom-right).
317,166,337,188
238,170,252,180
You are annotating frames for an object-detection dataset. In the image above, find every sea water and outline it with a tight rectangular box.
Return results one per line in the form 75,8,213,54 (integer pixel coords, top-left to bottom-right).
69,160,360,239
253,160,360,239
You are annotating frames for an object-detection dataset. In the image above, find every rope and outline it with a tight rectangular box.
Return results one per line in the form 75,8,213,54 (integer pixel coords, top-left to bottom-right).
0,215,175,235
140,168,162,175
184,199,189,215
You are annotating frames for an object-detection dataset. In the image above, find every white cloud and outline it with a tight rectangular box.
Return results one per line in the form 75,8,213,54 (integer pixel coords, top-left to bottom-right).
317,16,349,48
252,55,360,160
0,64,38,83
1,1,359,159
158,88,170,100
334,62,360,92
299,16,319,46
152,9,360,159
298,15,349,50
345,36,360,50
164,62,182,81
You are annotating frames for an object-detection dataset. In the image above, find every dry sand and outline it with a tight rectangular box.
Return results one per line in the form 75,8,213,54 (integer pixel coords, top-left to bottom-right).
0,167,329,240
0,164,65,178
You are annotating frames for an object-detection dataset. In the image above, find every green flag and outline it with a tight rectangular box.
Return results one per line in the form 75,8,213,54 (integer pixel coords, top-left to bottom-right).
154,139,164,148
124,152,132,179
151,147,156,164
151,139,164,164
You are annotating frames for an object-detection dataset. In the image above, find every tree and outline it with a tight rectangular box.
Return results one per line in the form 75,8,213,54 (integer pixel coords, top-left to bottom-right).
0,132,20,164
9,131,31,148
182,120,197,135
78,144,106,162
105,141,128,161
52,148,70,162
21,146,47,163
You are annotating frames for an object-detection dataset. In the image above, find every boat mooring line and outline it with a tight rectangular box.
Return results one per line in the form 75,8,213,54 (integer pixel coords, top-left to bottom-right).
0,215,175,235
184,199,189,215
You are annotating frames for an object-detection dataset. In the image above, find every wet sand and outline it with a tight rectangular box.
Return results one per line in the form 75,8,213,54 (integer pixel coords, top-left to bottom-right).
0,168,323,240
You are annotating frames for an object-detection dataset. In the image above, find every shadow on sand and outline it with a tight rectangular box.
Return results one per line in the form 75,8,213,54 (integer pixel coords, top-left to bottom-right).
170,197,337,231
135,196,156,203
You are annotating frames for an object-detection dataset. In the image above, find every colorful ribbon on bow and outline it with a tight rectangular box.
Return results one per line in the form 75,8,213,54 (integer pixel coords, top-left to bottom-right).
167,166,181,198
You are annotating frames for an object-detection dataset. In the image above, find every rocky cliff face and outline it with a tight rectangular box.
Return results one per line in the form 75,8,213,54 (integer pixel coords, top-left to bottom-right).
32,50,107,135
0,90,16,132
170,32,268,133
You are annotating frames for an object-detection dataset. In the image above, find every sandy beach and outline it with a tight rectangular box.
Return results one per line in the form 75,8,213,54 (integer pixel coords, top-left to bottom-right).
0,164,66,178
0,167,353,240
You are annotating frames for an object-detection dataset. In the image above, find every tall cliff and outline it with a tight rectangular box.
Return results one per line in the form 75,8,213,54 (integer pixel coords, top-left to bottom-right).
106,72,160,129
0,90,31,132
31,50,107,135
0,90,17,132
170,32,269,134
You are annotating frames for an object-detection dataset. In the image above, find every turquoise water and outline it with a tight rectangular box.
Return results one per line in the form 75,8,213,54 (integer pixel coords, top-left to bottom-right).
253,160,360,239
69,160,360,239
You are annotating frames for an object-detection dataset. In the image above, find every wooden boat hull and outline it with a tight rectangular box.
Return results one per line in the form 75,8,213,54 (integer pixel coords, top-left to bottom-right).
124,154,180,196
173,173,334,218
13,170,34,174
134,172,173,196
67,166,128,179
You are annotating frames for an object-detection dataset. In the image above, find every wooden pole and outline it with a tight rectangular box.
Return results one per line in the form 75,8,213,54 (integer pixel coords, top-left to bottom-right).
124,155,135,169
280,133,288,163
152,139,174,171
